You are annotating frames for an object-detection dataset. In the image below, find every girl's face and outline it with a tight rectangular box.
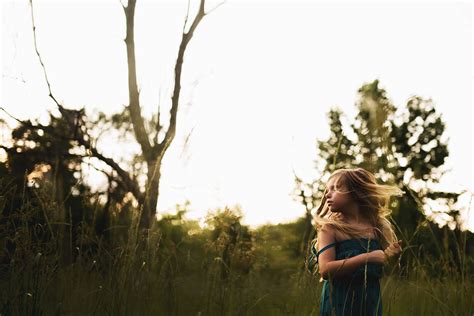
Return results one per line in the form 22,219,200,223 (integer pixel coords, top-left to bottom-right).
325,176,354,213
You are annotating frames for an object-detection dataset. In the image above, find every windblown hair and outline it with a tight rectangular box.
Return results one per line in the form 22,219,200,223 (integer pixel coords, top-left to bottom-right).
311,167,404,249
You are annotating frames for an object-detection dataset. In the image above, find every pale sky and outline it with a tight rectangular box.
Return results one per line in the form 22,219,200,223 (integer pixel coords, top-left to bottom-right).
1,0,473,230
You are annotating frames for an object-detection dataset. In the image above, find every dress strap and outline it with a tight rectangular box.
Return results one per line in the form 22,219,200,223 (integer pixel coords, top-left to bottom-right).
315,241,338,262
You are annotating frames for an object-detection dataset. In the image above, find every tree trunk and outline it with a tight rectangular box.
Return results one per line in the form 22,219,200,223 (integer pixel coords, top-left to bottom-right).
141,159,162,229
122,0,210,230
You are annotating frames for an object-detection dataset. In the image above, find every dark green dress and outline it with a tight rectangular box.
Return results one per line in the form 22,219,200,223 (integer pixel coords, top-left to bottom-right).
315,238,383,316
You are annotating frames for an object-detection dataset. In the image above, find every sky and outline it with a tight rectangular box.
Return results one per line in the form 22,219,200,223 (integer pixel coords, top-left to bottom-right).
1,0,473,230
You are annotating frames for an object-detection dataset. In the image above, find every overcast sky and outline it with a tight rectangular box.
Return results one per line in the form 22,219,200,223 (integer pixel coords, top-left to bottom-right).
1,0,473,230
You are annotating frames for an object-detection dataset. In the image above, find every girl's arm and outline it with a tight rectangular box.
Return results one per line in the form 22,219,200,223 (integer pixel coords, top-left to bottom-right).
317,225,386,280
320,252,384,279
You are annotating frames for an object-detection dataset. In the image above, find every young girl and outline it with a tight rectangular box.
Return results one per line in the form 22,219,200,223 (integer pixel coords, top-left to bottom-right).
311,167,403,316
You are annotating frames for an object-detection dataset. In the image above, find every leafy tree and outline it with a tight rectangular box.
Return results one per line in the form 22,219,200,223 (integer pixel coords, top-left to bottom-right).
294,79,460,266
0,113,98,264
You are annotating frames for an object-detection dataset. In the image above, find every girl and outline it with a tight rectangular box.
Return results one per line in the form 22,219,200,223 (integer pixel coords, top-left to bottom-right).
311,167,403,316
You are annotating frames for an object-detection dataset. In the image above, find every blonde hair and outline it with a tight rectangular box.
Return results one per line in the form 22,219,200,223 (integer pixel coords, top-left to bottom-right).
311,167,404,249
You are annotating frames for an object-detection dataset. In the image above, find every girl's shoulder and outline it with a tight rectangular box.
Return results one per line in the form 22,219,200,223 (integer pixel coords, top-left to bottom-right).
319,223,339,235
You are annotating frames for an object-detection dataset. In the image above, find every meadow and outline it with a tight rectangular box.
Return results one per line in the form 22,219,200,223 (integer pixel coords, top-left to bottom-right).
1,186,473,316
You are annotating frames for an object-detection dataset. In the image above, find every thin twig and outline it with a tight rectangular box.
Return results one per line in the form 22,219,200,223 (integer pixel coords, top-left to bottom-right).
29,0,62,110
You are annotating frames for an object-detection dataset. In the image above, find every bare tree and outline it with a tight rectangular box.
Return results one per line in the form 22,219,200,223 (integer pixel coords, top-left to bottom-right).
24,0,223,230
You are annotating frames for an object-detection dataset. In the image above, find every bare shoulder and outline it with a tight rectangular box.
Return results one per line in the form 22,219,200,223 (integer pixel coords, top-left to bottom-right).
318,223,336,234
317,224,337,251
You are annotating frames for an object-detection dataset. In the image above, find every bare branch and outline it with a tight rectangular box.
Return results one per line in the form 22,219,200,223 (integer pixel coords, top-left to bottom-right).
123,0,153,161
28,0,62,111
29,0,85,144
180,125,194,160
206,0,226,16
118,0,126,10
0,107,143,202
161,0,208,156
0,106,27,125
0,144,11,152
183,0,191,33
85,159,130,196
2,74,26,84
153,87,163,146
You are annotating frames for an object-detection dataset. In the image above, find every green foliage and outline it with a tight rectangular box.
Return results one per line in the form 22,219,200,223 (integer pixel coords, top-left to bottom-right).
0,79,472,315
1,191,473,315
294,79,467,277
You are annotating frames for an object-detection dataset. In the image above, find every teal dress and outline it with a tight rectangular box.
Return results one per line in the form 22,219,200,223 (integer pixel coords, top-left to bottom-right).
315,238,383,316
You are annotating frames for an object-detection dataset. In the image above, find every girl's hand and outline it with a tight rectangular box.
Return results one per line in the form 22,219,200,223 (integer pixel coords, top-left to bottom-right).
384,240,402,259
366,250,388,265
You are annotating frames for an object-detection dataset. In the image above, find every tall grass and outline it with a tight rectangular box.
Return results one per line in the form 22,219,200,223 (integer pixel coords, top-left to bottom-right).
1,184,473,315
